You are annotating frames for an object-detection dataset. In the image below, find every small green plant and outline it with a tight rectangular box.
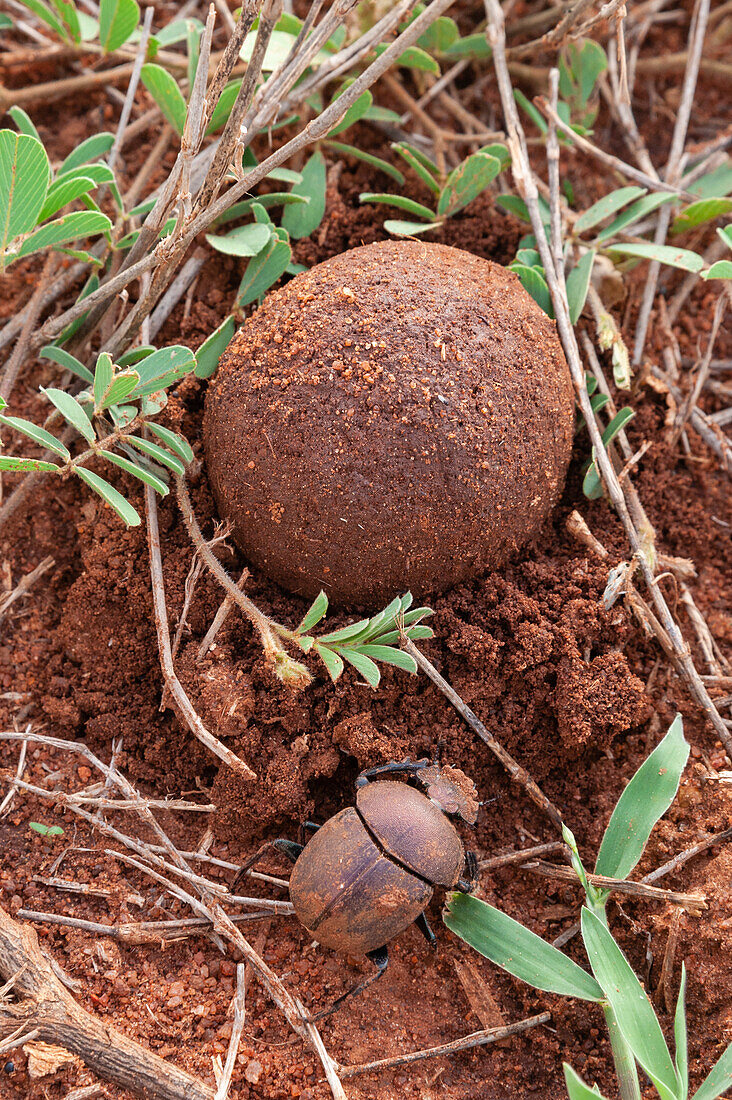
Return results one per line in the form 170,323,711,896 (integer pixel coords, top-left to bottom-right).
29,821,65,837
0,344,198,526
359,142,510,236
515,39,608,140
0,123,118,271
14,0,140,52
446,717,732,1100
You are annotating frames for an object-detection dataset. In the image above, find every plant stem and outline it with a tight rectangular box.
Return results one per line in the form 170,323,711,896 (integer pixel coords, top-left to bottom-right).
603,1004,641,1100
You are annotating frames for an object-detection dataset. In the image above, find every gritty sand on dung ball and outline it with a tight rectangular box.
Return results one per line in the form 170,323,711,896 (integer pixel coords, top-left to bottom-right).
204,240,574,606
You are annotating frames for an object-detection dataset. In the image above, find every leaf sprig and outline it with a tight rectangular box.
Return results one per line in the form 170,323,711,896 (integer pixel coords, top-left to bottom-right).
287,591,434,688
0,344,198,526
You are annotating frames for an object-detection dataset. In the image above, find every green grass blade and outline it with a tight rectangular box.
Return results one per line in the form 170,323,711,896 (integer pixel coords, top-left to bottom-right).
100,449,169,496
595,714,688,879
693,1042,732,1100
675,964,688,1098
575,187,646,233
581,908,678,1099
564,1064,609,1099
0,413,70,459
356,645,417,674
444,893,604,1002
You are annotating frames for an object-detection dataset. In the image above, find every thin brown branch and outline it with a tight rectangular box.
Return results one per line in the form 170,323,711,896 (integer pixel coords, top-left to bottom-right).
402,639,564,829
0,557,54,627
144,484,256,778
214,964,246,1100
17,909,280,945
478,842,566,872
522,860,706,913
337,1012,551,1077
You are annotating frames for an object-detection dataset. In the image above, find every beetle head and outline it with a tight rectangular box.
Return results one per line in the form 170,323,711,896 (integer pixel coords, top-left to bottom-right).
417,764,479,824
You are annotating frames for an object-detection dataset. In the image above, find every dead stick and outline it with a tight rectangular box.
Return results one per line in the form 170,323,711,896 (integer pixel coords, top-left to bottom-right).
478,842,565,871
522,861,706,912
0,557,54,626
0,905,214,1100
214,964,246,1100
337,1012,551,1077
402,639,564,829
144,484,256,779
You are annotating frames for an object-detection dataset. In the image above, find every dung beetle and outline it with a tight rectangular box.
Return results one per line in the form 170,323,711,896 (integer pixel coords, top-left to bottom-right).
235,758,479,1017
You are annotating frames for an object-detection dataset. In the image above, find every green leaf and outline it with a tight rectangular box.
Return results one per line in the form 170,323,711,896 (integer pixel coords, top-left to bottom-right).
40,345,93,383
444,893,604,1001
564,1064,609,1100
8,107,40,141
496,194,531,222
704,260,732,280
513,88,547,135
127,435,186,475
443,32,491,60
325,141,405,185
362,105,402,125
690,161,732,200
206,78,242,135
671,198,732,236
437,152,501,217
391,141,441,196
0,130,50,258
0,414,70,459
50,0,80,43
315,644,344,681
512,263,554,318
237,233,291,307
141,64,187,134
360,192,435,220
583,408,636,498
574,187,646,233
317,619,370,645
395,45,439,74
103,370,140,408
343,649,381,687
298,590,329,634
329,89,373,136
596,192,677,241
41,387,95,442
186,17,201,90
100,449,168,495
418,15,459,53
675,964,688,1099
694,1041,732,1100
39,174,96,221
205,222,272,257
595,714,688,879
216,194,306,225
75,466,141,526
15,210,111,260
132,344,196,394
581,908,678,1100
356,645,417,675
14,0,68,39
29,821,64,836
195,316,235,379
605,242,704,273
384,219,442,237
59,133,114,174
146,423,194,464
0,13,13,28
0,455,59,472
239,28,307,71
567,250,594,324
281,151,327,240
99,0,139,51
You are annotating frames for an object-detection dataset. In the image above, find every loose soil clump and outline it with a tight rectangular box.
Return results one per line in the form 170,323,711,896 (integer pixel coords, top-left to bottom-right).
204,241,575,606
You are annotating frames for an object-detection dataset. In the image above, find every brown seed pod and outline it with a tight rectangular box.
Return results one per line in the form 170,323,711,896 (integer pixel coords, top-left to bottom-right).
204,241,574,607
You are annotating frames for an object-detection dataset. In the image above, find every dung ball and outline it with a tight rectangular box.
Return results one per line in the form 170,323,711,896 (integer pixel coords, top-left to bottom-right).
203,241,574,607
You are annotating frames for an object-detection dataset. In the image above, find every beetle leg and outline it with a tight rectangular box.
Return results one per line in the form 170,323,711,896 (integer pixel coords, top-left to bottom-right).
355,758,430,789
457,849,479,893
301,946,389,1022
414,911,437,948
300,820,321,834
231,838,302,893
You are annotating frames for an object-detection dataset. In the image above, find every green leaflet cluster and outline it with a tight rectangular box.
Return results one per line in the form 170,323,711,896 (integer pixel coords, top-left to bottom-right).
291,591,434,688
0,344,199,526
